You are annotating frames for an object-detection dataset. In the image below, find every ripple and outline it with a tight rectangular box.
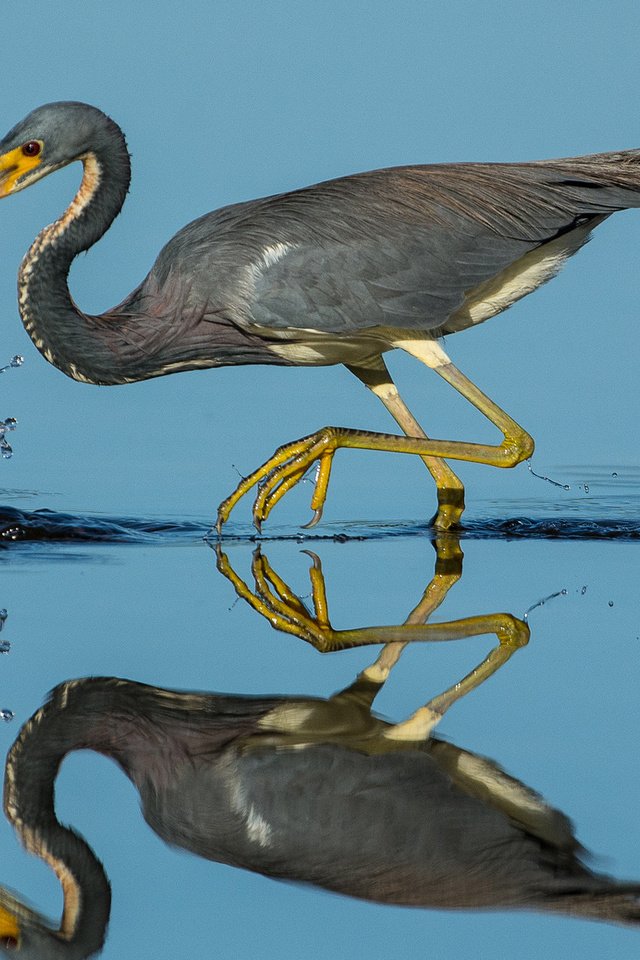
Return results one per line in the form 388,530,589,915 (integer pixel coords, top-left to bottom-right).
0,501,638,548
0,507,206,545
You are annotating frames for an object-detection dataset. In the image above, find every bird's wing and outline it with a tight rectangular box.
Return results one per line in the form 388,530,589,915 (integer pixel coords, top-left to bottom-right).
239,159,640,336
246,224,541,335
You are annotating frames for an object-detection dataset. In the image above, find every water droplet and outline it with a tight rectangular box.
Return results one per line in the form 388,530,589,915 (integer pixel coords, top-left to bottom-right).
608,600,614,607
581,586,587,595
0,710,14,723
612,472,618,478
0,354,23,375
583,483,589,493
0,641,10,655
526,461,568,489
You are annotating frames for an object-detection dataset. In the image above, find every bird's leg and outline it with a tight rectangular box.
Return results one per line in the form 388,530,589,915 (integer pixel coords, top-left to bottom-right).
324,537,464,720
347,359,465,531
216,538,525,655
357,535,463,687
394,337,535,467
217,539,465,655
383,611,529,741
367,532,528,743
216,539,528,738
216,343,533,532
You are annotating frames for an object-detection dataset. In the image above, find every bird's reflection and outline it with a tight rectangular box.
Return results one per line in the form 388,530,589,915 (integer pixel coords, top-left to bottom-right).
216,537,530,736
1,645,640,956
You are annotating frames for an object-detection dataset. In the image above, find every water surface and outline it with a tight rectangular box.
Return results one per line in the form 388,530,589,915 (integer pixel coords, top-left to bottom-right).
0,484,638,959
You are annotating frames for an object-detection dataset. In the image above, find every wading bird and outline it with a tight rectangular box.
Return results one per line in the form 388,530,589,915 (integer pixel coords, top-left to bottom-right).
1,102,639,530
1,674,640,957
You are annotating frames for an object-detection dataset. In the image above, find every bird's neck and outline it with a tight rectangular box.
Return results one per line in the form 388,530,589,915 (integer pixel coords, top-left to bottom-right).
4,684,115,955
17,130,131,383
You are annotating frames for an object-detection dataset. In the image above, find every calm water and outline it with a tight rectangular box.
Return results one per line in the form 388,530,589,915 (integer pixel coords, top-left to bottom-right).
2,3,640,956
0,485,639,959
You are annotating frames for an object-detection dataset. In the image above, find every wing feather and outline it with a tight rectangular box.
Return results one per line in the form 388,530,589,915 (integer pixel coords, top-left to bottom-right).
155,152,640,336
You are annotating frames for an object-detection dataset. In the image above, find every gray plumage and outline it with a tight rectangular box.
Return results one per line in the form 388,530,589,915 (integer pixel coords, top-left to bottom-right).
1,676,639,957
3,102,640,528
2,102,640,384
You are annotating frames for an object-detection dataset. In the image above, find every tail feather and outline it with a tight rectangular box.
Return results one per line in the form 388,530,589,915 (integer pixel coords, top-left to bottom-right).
545,883,640,926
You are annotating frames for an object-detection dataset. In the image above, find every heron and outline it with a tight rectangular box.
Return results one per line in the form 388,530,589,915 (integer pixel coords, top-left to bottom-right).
1,102,639,531
1,675,640,957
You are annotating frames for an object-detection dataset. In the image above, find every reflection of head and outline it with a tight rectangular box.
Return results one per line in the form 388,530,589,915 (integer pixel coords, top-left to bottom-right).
1,676,639,957
0,875,110,958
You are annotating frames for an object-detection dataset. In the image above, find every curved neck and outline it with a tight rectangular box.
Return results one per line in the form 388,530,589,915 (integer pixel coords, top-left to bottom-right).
4,687,114,956
18,127,131,382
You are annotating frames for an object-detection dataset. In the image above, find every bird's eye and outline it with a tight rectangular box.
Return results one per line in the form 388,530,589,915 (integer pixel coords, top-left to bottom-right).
21,141,41,158
0,935,18,949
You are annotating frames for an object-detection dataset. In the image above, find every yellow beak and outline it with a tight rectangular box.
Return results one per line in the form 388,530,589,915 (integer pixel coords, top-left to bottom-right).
0,145,43,198
0,904,20,941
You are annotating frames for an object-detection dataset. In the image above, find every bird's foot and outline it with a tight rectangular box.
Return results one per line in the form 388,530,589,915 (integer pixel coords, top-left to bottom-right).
216,427,342,534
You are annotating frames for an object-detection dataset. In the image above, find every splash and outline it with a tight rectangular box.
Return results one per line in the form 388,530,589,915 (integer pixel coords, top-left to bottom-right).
0,608,12,720
0,355,23,459
527,459,570,490
0,607,8,652
522,589,567,622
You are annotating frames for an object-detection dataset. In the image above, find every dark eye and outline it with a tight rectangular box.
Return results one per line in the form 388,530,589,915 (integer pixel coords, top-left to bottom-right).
0,935,18,949
21,141,41,157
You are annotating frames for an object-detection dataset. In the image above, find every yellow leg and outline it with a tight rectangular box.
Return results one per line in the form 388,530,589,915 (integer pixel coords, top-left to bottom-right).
383,614,529,741
348,535,529,741
359,535,463,684
216,350,533,532
348,359,465,531
215,539,527,656
331,610,528,743
216,540,528,741
216,540,462,653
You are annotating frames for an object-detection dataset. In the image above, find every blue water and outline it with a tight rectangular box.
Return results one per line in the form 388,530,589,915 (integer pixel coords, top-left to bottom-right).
1,487,638,547
2,4,640,956
0,480,639,959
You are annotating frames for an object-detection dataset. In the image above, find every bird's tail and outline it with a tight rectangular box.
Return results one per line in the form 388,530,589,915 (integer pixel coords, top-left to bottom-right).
547,147,640,207
544,882,640,926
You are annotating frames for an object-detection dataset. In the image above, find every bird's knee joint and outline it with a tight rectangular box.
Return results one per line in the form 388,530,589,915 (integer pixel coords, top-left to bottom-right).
315,426,339,447
497,615,530,649
500,433,534,467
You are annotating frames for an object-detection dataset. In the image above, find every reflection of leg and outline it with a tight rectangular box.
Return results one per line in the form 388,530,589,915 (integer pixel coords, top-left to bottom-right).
215,541,529,736
384,612,530,742
348,360,465,531
216,540,471,654
360,536,463,684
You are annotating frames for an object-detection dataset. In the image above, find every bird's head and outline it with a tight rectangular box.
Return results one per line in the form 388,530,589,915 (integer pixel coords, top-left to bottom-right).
0,886,80,959
0,102,116,199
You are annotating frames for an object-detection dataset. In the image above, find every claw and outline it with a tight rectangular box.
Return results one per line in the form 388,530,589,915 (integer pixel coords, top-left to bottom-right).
301,550,321,569
301,506,324,529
